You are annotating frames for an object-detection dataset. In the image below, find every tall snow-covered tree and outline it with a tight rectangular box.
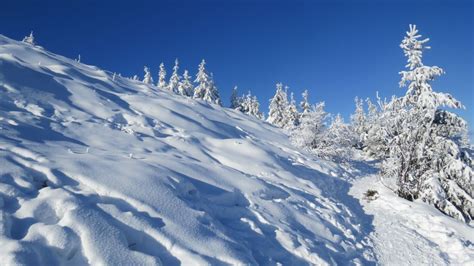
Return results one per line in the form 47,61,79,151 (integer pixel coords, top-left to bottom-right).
157,63,167,90
285,92,300,130
300,89,311,114
168,59,180,93
143,66,153,84
193,60,221,105
290,102,327,151
381,25,473,222
267,83,290,128
22,31,35,45
178,70,194,97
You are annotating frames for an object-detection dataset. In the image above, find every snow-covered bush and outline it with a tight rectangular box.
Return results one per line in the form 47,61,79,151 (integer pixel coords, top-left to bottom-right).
290,101,327,151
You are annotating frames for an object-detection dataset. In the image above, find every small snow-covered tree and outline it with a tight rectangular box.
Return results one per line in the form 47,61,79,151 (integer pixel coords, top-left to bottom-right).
238,91,263,119
316,114,355,159
178,70,194,97
285,92,300,130
168,59,180,93
290,102,327,150
381,25,473,222
267,83,290,128
193,60,221,105
230,86,241,109
143,66,153,84
300,89,311,114
157,63,167,90
22,31,35,45
351,97,367,149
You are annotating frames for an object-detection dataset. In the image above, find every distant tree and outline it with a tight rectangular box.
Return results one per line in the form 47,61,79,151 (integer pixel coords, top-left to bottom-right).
193,60,221,105
316,114,355,158
237,91,263,119
290,102,327,150
178,70,194,97
300,89,311,114
157,63,167,90
230,86,241,109
168,59,181,93
285,92,300,130
22,31,35,45
267,83,289,128
143,66,153,84
350,96,367,149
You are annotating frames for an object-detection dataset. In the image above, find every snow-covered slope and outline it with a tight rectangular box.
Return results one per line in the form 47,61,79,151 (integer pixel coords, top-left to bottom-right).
0,36,376,265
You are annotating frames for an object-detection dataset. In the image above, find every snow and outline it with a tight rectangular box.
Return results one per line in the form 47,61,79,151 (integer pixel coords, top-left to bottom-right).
0,34,472,265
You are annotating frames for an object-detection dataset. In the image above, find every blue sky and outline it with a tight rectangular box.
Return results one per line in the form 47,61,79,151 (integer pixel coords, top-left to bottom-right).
1,0,472,129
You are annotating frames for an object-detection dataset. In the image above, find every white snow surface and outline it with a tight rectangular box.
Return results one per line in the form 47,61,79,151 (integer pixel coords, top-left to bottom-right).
0,35,472,265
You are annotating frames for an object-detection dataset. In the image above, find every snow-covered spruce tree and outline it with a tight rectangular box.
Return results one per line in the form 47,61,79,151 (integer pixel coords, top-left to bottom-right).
285,92,300,130
300,89,311,114
178,70,194,97
250,95,264,119
241,92,263,119
22,31,35,45
350,96,367,149
382,25,473,222
157,63,167,90
290,101,327,151
193,60,221,105
267,83,290,128
168,59,180,93
143,66,153,84
230,86,241,109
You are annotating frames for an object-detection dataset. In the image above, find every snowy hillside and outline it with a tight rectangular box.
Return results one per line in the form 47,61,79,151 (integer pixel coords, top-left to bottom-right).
0,35,375,265
0,35,473,265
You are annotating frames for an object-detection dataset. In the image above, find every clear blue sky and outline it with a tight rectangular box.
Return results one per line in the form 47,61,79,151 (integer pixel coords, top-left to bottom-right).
1,0,472,129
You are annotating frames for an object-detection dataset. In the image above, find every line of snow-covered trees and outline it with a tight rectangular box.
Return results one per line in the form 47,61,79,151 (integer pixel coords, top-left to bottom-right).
284,25,473,222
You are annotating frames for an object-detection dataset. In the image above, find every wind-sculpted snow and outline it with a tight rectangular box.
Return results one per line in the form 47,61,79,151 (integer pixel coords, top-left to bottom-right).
0,35,375,265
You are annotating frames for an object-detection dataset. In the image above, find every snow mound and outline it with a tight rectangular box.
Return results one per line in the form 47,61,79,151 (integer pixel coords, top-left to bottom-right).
0,35,375,264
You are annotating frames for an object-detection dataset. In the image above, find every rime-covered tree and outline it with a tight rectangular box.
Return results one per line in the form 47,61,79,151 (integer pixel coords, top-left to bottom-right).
178,70,194,97
230,86,241,109
22,31,35,45
193,60,221,105
351,97,367,149
238,91,263,119
285,92,300,130
202,73,221,105
267,83,289,128
300,90,311,114
168,59,180,93
381,25,473,222
290,102,327,151
143,66,153,84
316,114,355,159
157,63,167,90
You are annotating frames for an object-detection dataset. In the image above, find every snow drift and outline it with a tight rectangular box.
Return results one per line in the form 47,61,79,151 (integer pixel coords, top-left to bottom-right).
0,35,375,265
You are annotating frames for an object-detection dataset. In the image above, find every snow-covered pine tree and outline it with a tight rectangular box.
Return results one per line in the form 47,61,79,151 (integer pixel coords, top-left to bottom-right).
202,72,221,105
193,60,221,105
350,96,367,149
250,95,264,119
22,31,35,45
382,24,473,222
267,83,290,128
178,70,194,97
290,102,327,151
285,92,300,130
230,86,241,109
157,63,167,90
168,59,180,93
300,89,311,114
143,66,153,84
